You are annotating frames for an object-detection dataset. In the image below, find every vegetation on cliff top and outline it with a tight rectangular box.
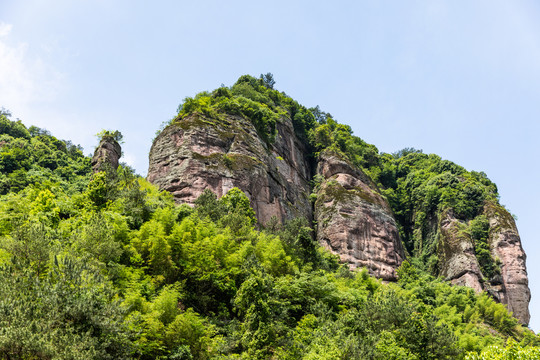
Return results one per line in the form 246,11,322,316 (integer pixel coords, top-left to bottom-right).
0,76,536,358
174,74,315,145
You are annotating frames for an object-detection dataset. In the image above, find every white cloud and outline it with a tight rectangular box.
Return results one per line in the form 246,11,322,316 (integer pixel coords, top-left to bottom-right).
0,23,12,37
0,23,65,113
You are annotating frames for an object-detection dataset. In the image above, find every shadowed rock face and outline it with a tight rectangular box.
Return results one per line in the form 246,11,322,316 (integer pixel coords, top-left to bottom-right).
438,210,484,292
147,114,312,225
92,137,121,173
314,151,405,281
437,206,530,325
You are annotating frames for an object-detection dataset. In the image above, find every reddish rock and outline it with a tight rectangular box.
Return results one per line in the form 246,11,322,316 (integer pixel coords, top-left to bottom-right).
314,151,404,281
147,114,312,224
483,202,530,325
92,137,121,173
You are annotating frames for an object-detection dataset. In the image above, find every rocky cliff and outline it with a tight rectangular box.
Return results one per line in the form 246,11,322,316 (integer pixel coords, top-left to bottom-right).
147,114,405,282
438,210,485,293
483,202,530,325
314,150,404,281
147,78,531,325
435,204,530,325
148,113,312,225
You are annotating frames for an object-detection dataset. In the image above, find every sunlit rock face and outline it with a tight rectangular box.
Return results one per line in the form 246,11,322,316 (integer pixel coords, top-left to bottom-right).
147,114,312,225
483,202,530,325
314,150,405,281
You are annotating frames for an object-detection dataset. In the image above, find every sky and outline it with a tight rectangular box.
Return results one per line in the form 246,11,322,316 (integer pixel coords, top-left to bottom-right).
1,0,539,330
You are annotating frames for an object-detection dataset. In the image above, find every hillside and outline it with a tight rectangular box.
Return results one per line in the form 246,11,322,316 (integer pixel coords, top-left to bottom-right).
148,74,530,325
0,82,537,359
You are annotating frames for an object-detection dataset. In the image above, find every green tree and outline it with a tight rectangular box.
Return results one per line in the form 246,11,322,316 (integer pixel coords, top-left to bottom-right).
96,129,124,144
234,268,276,359
220,187,256,225
260,72,276,89
0,256,134,359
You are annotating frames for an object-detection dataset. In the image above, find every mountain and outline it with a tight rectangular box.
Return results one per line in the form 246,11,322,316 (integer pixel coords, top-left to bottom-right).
147,74,530,325
0,79,537,359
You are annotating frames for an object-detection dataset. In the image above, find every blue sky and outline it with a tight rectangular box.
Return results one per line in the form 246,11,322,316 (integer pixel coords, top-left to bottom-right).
1,0,540,329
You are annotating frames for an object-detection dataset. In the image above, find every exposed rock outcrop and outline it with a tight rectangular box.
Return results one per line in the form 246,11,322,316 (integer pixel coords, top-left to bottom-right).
438,210,484,292
147,114,312,224
92,136,122,173
437,205,530,325
483,202,530,325
148,117,405,281
314,151,404,281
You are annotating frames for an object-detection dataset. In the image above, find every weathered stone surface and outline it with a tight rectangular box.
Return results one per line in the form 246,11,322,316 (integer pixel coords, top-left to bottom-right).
437,205,530,325
147,114,312,224
437,210,484,293
92,137,121,173
483,202,530,325
314,151,404,281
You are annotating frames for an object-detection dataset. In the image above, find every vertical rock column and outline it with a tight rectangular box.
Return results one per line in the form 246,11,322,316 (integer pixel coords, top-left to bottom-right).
92,135,122,173
484,202,531,325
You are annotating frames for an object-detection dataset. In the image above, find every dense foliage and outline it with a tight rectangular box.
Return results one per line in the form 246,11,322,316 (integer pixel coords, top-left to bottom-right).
1,77,538,359
465,339,540,360
0,112,90,195
174,74,317,145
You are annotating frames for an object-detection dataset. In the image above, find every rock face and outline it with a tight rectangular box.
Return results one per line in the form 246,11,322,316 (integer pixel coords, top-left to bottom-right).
437,205,530,325
438,210,484,293
483,202,530,325
147,114,312,224
314,151,404,281
92,137,121,173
